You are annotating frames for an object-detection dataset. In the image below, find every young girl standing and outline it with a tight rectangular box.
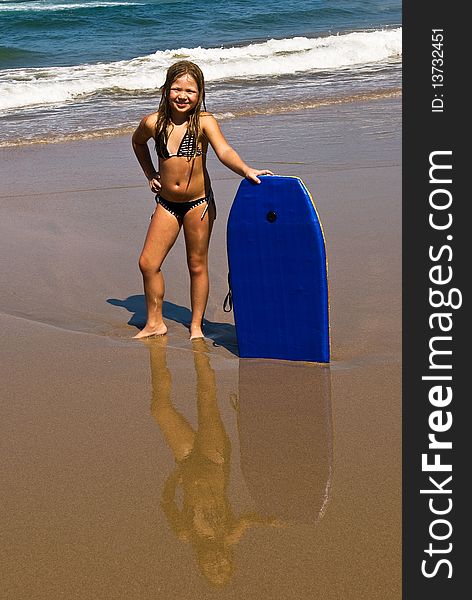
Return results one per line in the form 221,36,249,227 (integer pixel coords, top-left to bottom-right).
132,60,272,340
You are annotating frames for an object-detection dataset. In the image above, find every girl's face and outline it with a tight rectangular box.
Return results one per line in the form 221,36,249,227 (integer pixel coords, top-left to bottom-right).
168,74,199,115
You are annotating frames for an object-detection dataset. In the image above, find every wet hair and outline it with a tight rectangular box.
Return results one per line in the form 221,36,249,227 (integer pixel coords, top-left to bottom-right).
195,540,234,587
155,60,207,160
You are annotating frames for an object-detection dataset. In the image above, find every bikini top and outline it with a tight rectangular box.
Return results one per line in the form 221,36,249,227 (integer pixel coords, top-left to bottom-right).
155,128,204,159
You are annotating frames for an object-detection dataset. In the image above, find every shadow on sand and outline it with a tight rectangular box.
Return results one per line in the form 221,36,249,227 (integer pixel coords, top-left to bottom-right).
107,295,238,355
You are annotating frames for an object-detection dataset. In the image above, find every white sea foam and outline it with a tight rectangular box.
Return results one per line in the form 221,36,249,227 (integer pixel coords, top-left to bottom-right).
0,1,143,11
0,28,402,112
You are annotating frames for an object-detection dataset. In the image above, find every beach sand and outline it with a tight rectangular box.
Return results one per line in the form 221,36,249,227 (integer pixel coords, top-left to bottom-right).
1,98,401,599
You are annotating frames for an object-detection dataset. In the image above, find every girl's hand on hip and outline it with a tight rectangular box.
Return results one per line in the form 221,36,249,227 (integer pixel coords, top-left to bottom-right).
244,169,274,184
148,173,161,193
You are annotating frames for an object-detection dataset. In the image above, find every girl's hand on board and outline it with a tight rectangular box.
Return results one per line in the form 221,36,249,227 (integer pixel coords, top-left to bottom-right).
147,172,161,193
244,168,274,184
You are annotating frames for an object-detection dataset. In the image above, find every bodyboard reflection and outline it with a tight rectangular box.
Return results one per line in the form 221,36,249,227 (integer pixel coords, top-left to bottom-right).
236,359,333,524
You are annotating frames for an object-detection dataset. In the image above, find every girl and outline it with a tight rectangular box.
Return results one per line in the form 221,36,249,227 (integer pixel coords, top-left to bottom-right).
132,60,272,339
149,337,284,586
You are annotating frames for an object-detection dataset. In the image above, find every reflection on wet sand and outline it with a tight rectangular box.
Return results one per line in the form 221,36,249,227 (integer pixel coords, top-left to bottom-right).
236,360,333,524
148,338,282,587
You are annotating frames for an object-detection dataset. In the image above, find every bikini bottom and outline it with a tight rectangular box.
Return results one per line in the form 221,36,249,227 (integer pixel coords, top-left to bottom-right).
154,189,215,221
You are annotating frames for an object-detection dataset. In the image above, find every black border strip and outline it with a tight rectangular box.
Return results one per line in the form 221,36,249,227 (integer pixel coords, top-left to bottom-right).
403,3,465,597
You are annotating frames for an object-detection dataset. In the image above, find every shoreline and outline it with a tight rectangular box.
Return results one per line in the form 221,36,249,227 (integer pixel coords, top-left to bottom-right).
0,88,401,148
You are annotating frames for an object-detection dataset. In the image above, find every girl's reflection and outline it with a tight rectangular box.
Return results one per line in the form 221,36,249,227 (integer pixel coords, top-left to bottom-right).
148,337,280,586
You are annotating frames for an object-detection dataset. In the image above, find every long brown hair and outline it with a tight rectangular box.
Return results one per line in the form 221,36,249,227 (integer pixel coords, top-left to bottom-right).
155,60,206,159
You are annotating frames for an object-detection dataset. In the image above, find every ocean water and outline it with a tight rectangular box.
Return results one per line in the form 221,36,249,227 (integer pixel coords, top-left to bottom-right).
0,0,401,145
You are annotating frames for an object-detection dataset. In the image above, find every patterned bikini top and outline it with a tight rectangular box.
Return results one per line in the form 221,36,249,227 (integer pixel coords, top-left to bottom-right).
155,128,204,159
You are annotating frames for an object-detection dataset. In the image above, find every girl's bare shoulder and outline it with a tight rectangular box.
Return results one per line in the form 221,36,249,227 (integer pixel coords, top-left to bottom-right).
199,111,219,132
200,111,216,121
141,111,159,129
133,112,158,142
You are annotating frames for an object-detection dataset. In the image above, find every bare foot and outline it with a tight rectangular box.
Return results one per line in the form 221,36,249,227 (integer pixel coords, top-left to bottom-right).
189,323,204,340
133,323,168,339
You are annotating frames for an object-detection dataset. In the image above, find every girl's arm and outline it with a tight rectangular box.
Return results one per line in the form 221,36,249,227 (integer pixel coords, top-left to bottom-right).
225,513,285,545
132,114,161,193
201,114,273,184
160,469,189,540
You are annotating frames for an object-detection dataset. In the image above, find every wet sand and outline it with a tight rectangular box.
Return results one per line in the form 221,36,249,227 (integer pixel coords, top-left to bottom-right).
0,98,401,599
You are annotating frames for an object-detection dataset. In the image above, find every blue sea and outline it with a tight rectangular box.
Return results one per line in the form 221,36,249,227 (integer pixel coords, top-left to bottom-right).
0,0,401,146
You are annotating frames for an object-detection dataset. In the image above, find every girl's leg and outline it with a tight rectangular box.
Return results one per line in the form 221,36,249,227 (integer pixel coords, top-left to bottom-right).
135,205,181,339
191,339,231,464
148,337,196,461
182,201,215,339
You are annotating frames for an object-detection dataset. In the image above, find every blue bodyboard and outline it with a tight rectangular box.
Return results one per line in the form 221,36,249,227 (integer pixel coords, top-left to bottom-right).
227,175,329,362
